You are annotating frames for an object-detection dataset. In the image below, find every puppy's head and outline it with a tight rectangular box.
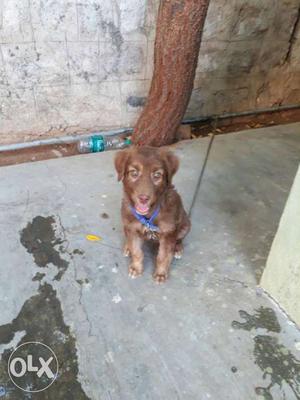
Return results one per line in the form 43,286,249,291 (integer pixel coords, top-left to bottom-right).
114,146,179,215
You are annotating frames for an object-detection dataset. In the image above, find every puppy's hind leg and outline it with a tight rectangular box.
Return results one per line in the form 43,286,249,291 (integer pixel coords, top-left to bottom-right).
123,243,130,257
174,240,183,259
174,218,191,260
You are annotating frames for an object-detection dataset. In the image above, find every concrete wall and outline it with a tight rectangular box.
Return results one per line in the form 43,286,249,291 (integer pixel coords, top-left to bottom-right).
261,165,300,326
0,0,300,145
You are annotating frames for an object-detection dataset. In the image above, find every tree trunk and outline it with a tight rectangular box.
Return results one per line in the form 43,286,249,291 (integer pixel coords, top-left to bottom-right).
132,0,210,146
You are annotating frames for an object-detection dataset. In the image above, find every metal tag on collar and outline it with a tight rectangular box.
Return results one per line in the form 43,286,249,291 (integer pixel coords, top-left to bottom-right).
148,223,159,232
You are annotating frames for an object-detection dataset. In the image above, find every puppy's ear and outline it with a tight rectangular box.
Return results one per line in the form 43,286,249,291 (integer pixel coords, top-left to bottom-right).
160,149,179,185
114,149,130,181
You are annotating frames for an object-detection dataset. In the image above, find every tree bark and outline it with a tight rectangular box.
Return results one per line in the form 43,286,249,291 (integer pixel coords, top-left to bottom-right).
132,0,210,146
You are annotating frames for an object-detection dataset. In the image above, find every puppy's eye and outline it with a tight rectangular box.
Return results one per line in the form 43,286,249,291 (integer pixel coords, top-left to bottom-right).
153,172,162,179
129,170,139,178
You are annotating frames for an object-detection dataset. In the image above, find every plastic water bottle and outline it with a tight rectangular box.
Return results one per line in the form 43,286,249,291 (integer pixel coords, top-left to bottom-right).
77,135,132,153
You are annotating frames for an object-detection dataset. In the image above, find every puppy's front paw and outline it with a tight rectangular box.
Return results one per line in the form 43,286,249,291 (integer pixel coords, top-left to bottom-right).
128,264,143,279
153,271,168,284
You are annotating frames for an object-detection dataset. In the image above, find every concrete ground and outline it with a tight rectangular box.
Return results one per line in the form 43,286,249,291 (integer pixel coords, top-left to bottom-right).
0,122,300,400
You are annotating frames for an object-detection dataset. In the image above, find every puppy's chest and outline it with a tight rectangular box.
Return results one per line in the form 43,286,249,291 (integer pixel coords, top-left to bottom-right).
140,225,160,240
139,221,175,240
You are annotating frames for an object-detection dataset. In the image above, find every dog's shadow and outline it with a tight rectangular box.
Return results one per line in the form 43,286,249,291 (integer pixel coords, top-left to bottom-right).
142,240,159,271
141,241,180,273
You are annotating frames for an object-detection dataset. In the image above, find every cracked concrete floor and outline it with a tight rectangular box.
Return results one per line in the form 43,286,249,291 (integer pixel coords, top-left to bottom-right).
0,123,300,400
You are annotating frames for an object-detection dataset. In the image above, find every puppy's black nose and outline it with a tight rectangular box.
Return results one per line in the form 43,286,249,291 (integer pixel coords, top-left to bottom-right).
138,194,150,204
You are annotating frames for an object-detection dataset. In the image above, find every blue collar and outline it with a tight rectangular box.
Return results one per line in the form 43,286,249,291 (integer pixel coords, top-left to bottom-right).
130,205,160,232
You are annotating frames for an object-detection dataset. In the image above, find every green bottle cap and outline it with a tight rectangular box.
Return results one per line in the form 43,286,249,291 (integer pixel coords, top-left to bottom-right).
91,135,105,152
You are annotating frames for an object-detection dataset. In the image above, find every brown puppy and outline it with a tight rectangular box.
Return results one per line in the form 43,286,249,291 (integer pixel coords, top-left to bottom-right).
115,146,191,283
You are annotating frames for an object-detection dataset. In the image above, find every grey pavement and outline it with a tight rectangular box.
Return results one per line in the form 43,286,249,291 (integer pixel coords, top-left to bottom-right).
0,123,300,399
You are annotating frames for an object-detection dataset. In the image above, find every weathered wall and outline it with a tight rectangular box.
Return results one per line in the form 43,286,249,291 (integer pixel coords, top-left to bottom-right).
187,0,300,119
0,0,300,144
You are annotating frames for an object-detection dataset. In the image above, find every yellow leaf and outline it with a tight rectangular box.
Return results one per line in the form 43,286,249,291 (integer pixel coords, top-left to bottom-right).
86,234,102,241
